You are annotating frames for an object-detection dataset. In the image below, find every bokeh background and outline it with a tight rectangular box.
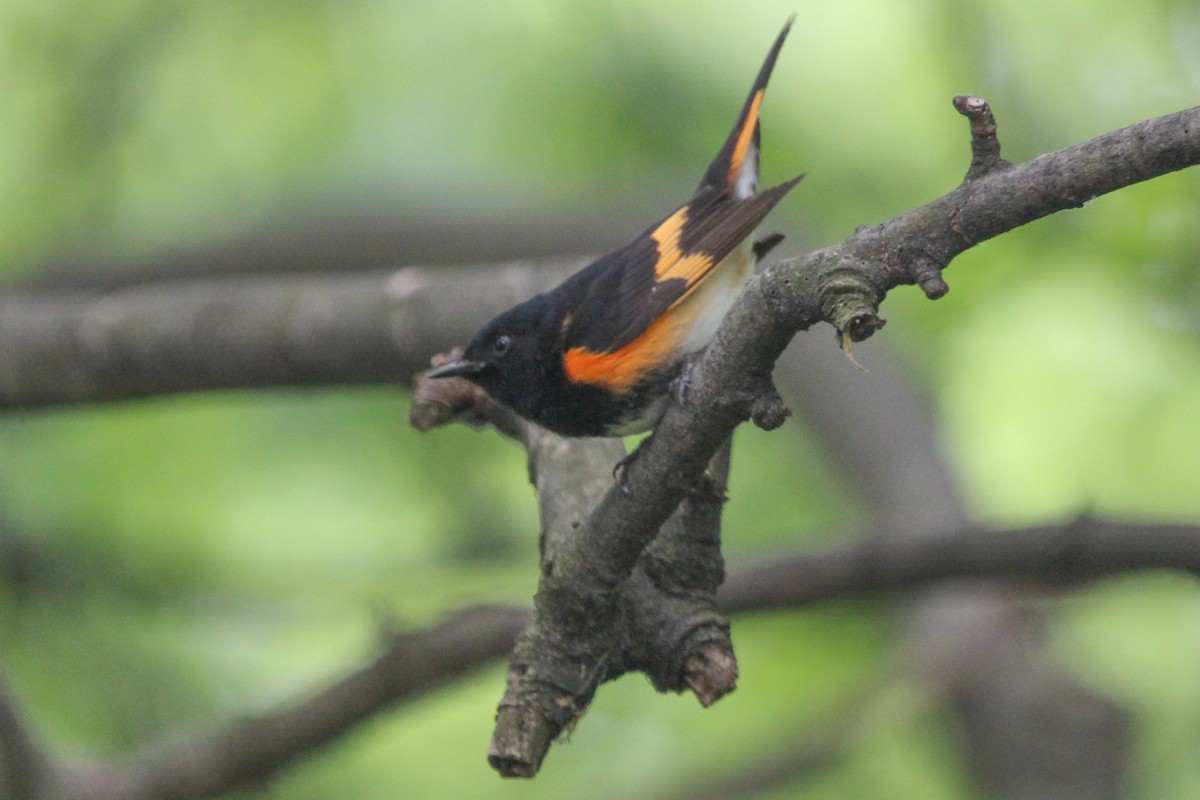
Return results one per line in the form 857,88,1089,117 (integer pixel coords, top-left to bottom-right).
2,1,1199,798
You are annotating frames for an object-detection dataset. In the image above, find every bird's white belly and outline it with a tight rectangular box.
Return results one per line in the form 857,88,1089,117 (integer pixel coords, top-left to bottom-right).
677,241,755,354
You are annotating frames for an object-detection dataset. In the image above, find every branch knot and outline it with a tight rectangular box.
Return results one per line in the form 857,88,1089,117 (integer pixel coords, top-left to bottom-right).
749,381,791,431
818,268,885,343
913,257,950,300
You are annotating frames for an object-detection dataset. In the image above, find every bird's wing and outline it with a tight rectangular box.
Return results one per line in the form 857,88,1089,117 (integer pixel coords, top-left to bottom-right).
561,177,800,391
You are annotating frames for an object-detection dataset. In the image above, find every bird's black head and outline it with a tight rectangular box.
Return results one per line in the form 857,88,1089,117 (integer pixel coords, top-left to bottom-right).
426,293,562,418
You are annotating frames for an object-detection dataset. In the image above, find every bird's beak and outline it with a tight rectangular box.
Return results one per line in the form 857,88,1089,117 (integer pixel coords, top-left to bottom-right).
425,359,485,379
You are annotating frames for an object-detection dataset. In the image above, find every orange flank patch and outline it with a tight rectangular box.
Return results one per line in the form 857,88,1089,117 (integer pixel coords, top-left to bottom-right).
728,90,763,186
563,303,695,392
650,207,715,286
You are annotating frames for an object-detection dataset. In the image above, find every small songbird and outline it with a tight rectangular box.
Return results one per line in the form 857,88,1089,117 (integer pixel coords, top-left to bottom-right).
428,18,801,437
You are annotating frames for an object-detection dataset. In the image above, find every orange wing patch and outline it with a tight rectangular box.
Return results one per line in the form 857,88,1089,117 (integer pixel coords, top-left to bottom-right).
650,206,687,278
728,89,763,187
650,206,715,286
563,303,695,392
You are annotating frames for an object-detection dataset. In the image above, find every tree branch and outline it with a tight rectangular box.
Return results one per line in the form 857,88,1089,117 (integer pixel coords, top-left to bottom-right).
718,518,1200,612
455,102,1200,775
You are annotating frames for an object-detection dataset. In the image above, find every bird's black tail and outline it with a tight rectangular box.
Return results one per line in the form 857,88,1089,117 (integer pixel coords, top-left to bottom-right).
696,15,795,199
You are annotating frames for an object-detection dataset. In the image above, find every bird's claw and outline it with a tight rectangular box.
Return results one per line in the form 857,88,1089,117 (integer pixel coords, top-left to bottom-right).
612,453,635,494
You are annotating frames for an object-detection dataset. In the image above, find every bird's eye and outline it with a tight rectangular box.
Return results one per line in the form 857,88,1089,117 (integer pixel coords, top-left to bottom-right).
492,334,512,357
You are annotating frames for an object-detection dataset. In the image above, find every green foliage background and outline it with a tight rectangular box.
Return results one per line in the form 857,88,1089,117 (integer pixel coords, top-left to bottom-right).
1,1,1199,797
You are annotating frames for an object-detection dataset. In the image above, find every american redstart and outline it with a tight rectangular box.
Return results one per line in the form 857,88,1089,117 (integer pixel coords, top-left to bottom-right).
428,18,801,437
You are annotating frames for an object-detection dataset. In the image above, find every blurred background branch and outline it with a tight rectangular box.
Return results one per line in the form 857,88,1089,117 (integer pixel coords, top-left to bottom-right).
0,259,582,408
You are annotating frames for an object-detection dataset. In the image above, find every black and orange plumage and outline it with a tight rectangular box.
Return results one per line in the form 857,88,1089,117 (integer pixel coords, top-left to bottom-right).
429,18,801,437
